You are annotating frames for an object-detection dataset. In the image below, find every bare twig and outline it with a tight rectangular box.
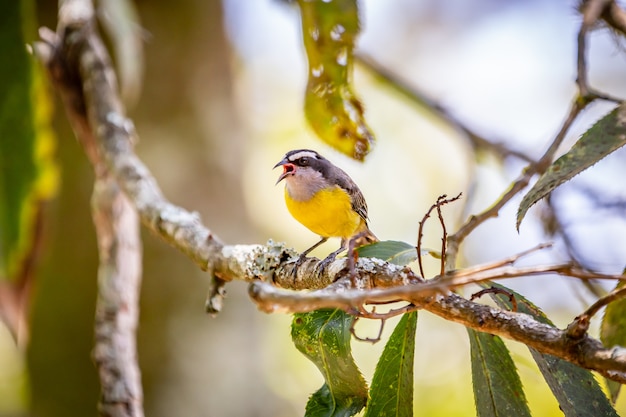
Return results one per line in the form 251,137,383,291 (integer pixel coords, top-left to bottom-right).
436,193,462,276
417,194,461,278
445,0,625,271
356,54,535,163
436,200,447,277
449,242,552,279
577,0,623,102
446,98,587,271
601,0,626,35
577,0,611,97
356,303,418,321
416,201,435,279
350,315,386,344
348,230,373,287
542,198,606,298
567,282,626,339
471,287,518,312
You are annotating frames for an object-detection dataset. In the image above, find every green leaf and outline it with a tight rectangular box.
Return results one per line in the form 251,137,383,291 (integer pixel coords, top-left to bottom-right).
292,309,368,417
468,329,531,417
356,240,418,266
364,311,417,417
517,104,626,228
297,0,375,161
484,283,618,416
0,0,58,280
601,280,626,403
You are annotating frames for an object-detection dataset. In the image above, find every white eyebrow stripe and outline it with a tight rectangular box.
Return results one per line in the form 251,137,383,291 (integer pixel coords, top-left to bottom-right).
288,151,318,161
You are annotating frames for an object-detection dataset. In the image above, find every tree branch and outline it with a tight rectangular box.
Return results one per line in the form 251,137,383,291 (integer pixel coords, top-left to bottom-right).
34,0,626,401
91,176,143,417
356,53,535,163
38,1,145,416
601,0,626,35
249,273,626,384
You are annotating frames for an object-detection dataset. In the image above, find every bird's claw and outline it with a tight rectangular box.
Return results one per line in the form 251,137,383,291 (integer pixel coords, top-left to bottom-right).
318,253,338,274
286,254,308,283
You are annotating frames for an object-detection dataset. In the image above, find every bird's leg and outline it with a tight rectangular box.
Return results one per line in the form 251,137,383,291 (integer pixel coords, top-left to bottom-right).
318,240,346,274
292,237,328,271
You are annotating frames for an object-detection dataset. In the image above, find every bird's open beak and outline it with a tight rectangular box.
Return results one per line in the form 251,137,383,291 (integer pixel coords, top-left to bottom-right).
274,157,295,184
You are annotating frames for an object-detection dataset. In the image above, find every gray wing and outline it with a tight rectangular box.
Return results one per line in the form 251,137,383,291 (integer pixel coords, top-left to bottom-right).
350,187,369,222
330,167,369,222
330,165,378,242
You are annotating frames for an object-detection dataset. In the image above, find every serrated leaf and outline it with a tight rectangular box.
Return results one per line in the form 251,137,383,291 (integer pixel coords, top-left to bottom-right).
364,311,417,417
356,240,418,266
292,309,368,417
0,0,58,281
297,0,375,161
468,329,531,417
601,280,626,403
484,283,617,416
517,104,626,228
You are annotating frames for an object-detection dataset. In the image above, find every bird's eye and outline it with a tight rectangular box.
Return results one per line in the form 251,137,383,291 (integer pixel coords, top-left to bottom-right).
300,157,309,166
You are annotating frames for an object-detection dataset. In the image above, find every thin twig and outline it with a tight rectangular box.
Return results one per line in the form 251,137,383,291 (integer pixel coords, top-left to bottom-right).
446,98,587,271
416,199,437,279
348,230,371,288
350,315,386,344
542,198,606,299
601,0,626,35
446,0,625,269
417,194,462,278
471,287,518,312
436,193,462,276
356,303,418,321
567,282,626,339
356,54,535,163
436,201,447,277
449,242,552,279
575,0,624,104
577,0,613,99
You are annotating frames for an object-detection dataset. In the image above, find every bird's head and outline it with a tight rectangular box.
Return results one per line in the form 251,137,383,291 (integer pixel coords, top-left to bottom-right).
274,149,325,185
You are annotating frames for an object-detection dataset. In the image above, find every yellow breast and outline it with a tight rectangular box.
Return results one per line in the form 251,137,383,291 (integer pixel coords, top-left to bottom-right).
285,186,364,239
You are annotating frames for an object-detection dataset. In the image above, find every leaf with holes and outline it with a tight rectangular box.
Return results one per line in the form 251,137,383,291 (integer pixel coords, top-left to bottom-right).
517,104,626,228
296,0,375,161
292,309,368,417
364,311,417,417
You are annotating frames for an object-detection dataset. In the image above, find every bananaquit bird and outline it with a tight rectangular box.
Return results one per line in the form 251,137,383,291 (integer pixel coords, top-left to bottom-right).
274,149,378,268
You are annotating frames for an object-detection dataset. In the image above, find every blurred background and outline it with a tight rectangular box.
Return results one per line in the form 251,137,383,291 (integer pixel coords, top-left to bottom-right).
2,0,626,415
